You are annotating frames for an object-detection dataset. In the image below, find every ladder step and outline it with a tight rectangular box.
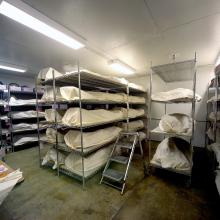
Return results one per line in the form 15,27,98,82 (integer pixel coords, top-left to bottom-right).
103,168,124,182
110,155,129,164
116,141,133,149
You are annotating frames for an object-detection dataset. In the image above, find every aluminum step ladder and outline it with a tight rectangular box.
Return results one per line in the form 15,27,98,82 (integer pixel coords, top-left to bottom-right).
100,132,146,194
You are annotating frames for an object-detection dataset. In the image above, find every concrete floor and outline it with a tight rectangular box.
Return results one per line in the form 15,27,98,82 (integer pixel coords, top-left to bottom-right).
0,147,219,220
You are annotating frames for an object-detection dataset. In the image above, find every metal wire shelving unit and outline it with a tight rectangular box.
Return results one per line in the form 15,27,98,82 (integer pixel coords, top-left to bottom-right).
147,54,197,184
36,65,147,188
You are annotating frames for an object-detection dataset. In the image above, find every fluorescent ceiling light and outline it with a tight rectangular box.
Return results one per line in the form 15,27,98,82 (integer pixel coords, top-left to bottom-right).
108,59,135,75
0,64,26,72
0,0,85,50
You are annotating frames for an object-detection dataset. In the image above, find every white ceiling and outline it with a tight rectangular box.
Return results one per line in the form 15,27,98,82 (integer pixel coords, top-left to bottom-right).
0,0,220,77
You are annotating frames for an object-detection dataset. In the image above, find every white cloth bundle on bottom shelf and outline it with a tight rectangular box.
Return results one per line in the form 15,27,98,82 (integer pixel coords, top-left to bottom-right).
12,123,38,131
64,144,113,177
13,135,38,146
41,148,66,169
46,128,64,143
62,108,124,127
159,113,192,135
45,109,66,123
41,87,64,102
64,126,122,150
118,120,145,131
151,137,191,171
12,110,45,119
152,88,201,102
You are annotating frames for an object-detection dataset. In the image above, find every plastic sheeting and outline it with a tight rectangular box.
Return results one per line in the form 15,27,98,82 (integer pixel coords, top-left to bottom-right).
64,126,122,150
159,113,192,135
64,144,113,177
152,88,201,102
45,109,66,123
12,110,45,119
151,137,191,171
118,120,144,131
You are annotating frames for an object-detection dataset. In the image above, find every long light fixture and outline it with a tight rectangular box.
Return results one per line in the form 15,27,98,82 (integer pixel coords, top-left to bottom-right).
108,59,136,75
0,0,85,50
0,64,26,72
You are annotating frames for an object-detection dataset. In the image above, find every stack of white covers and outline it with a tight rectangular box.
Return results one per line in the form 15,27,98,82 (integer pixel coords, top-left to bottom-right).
64,144,113,177
64,126,121,151
152,88,201,102
158,113,192,136
12,110,45,119
45,109,66,123
151,137,191,171
118,120,144,131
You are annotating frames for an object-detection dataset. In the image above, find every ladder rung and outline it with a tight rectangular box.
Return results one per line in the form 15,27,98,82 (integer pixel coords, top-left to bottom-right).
110,155,129,164
116,141,133,149
102,168,124,182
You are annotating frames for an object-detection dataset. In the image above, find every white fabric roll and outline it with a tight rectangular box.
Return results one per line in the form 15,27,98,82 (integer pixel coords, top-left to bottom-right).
64,126,121,149
159,113,192,135
151,137,191,171
152,88,201,102
62,108,123,127
45,109,65,123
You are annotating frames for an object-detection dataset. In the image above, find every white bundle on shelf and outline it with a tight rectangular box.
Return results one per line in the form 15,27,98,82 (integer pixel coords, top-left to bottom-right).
9,97,36,106
64,126,121,150
207,127,220,142
114,107,145,119
38,67,63,81
64,144,113,177
12,123,38,132
151,137,191,171
208,143,220,169
152,88,201,102
118,120,144,131
13,134,38,146
41,87,64,102
46,128,64,143
62,108,123,127
45,109,66,123
208,112,220,121
12,110,45,119
159,113,192,135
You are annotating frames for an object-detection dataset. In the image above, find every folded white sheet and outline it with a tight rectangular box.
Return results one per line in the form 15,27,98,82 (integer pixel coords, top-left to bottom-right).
45,109,66,123
62,108,124,127
152,88,201,102
64,144,113,177
64,126,121,150
118,120,145,131
12,110,45,119
151,137,191,171
159,113,192,135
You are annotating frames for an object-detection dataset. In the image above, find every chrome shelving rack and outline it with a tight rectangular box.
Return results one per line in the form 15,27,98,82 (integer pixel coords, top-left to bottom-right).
147,54,197,185
36,64,147,188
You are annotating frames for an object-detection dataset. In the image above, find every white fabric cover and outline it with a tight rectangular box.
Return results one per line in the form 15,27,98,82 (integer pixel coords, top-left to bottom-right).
62,108,124,127
9,97,36,106
208,143,220,169
114,107,145,119
41,87,64,102
45,109,66,123
64,145,113,177
151,137,191,171
12,110,45,119
12,123,37,131
208,112,220,121
13,135,38,146
159,113,192,135
38,67,63,81
127,95,145,104
0,170,23,205
64,126,121,150
42,148,66,169
215,170,220,195
152,88,201,102
0,100,7,106
118,120,144,131
46,128,64,143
